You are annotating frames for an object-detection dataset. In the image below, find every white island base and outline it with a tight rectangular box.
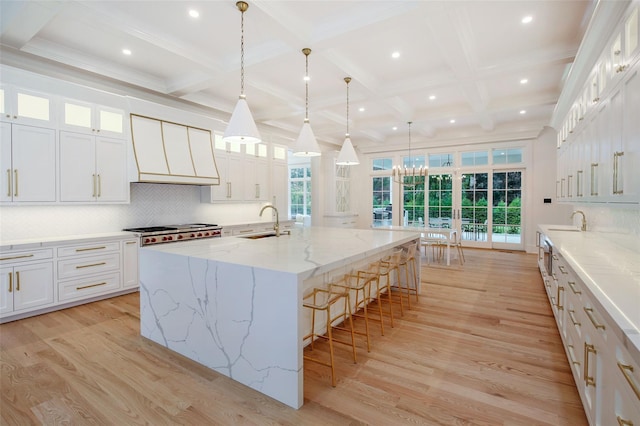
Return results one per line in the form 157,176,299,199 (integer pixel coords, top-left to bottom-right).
139,227,420,409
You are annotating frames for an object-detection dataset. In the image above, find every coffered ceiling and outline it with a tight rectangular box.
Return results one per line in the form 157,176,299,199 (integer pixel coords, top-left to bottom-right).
0,1,593,153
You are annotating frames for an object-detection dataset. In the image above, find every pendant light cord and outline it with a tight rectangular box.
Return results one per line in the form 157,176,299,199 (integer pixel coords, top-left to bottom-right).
346,79,350,135
305,52,309,121
240,8,245,97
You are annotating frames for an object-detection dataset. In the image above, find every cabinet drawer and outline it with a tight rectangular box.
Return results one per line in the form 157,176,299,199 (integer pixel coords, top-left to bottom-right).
57,242,120,258
0,248,53,264
58,253,120,280
58,272,121,302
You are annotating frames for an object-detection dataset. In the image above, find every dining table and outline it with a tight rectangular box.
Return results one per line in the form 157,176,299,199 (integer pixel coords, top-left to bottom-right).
372,225,458,266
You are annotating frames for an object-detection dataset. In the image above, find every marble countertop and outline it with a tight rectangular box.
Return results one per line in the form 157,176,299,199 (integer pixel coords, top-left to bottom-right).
538,224,640,364
0,232,136,251
140,226,421,278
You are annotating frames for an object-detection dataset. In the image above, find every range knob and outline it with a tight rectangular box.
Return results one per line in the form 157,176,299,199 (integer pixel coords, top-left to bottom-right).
190,233,196,238
204,232,210,236
151,237,157,243
177,235,183,240
197,233,203,237
167,236,173,241
144,238,151,244
162,236,168,241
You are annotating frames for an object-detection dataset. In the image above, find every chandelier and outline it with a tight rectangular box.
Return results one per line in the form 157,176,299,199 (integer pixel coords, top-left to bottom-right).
392,121,427,186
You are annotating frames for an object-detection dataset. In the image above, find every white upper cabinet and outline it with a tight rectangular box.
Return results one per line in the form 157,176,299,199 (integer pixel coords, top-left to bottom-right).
0,85,54,128
60,98,125,138
59,131,128,203
0,122,56,204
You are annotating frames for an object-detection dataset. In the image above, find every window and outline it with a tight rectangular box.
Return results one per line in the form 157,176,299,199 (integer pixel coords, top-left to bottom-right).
492,171,522,243
492,148,522,164
428,153,454,168
427,174,453,227
373,158,393,171
289,166,312,217
461,151,488,166
372,176,392,227
403,155,426,169
403,177,425,227
460,173,488,241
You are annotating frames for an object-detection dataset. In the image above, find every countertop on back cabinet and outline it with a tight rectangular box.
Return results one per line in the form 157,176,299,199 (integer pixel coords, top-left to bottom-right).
538,224,640,365
0,232,137,251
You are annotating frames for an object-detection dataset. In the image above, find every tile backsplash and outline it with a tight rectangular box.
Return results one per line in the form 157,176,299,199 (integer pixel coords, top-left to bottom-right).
571,204,640,236
0,183,274,241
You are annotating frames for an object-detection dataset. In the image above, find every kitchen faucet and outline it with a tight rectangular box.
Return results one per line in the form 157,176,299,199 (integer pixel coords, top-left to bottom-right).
259,204,280,237
571,210,587,231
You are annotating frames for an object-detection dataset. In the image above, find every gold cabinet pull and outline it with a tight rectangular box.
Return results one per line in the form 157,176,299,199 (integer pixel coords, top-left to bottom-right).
126,241,137,245
567,344,580,366
238,229,255,234
568,309,580,327
576,170,583,197
556,286,564,310
584,343,596,387
613,151,624,194
616,416,634,426
583,307,606,330
7,272,12,292
558,265,568,275
97,174,101,197
75,262,106,269
6,169,11,197
13,169,18,197
0,254,34,261
617,362,640,400
590,163,599,196
15,271,20,291
92,174,96,197
75,246,106,252
568,281,581,295
76,281,107,290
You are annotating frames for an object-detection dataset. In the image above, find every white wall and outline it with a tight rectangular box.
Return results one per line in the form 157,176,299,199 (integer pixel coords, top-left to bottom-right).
0,183,274,241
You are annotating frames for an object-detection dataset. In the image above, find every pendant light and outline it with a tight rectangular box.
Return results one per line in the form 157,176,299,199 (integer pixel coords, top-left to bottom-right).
292,48,321,157
223,1,261,144
392,121,427,186
336,77,360,166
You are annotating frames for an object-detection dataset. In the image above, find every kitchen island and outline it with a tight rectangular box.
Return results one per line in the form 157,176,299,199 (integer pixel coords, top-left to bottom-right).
138,226,420,409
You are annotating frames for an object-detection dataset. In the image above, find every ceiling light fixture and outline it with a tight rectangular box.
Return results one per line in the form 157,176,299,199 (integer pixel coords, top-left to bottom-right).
450,119,456,123
392,121,427,187
292,48,321,157
520,78,528,84
359,107,365,112
189,9,200,18
336,77,359,166
122,48,132,55
223,1,261,145
520,110,527,114
391,51,400,59
522,16,533,24
429,95,436,100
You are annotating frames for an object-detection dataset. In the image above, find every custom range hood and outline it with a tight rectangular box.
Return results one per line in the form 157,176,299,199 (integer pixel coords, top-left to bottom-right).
130,114,220,185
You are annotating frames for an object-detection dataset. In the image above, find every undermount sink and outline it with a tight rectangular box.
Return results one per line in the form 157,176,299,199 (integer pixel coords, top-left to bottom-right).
240,232,278,239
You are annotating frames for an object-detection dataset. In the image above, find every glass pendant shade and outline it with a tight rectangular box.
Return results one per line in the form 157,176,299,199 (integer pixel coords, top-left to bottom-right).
223,96,261,144
293,120,321,157
336,135,359,165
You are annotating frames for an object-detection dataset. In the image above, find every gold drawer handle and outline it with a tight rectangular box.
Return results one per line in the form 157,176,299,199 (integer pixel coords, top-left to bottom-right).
558,265,568,274
583,307,606,330
617,415,634,426
76,282,107,290
126,241,137,245
238,229,255,234
76,262,107,269
617,362,640,400
567,344,580,366
75,246,107,252
0,254,34,261
568,281,581,295
584,343,596,387
556,286,564,310
568,309,580,327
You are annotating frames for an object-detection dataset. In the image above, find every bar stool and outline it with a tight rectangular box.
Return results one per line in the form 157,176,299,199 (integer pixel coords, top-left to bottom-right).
303,282,357,387
398,241,420,309
379,248,406,317
336,272,373,352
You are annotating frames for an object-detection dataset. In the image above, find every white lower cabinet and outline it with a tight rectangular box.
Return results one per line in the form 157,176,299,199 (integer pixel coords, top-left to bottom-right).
0,235,139,323
538,236,639,425
0,260,54,314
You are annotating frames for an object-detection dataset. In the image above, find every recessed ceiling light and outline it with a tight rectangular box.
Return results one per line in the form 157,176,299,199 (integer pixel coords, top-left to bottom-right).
391,51,400,59
429,95,436,101
392,126,398,130
522,16,533,24
122,48,132,56
303,76,310,81
450,119,456,124
359,107,365,112
520,110,527,114
189,9,200,18
520,78,528,84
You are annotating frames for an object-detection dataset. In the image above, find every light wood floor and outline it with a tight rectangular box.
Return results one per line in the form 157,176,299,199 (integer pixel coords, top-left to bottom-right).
1,249,587,425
